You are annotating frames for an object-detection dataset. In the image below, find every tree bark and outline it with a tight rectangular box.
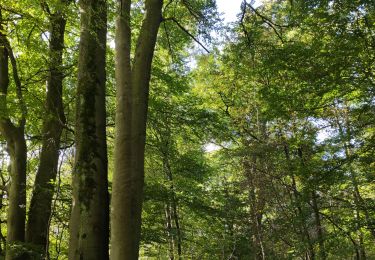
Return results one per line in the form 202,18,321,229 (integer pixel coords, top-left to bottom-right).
165,203,175,260
3,127,27,260
0,10,27,260
26,4,67,256
68,0,109,259
111,0,163,258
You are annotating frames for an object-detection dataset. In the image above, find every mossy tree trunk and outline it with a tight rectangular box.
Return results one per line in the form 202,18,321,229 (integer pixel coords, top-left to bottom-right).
26,2,68,257
111,0,163,258
0,9,27,260
68,0,109,259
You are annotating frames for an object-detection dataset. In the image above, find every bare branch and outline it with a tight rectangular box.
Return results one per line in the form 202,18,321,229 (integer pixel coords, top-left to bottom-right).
240,2,253,47
163,17,210,53
163,22,175,60
244,1,292,28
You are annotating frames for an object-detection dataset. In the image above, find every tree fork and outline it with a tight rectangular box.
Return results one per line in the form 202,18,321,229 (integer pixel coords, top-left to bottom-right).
111,0,163,258
0,9,27,260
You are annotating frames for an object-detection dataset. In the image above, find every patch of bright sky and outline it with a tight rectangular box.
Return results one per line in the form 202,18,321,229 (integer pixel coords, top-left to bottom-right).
310,118,335,144
204,143,221,152
216,0,262,23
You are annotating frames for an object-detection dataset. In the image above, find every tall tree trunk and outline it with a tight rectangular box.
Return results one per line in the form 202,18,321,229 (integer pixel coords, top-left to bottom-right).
0,10,27,260
68,0,109,259
3,128,27,260
111,0,163,258
26,4,67,256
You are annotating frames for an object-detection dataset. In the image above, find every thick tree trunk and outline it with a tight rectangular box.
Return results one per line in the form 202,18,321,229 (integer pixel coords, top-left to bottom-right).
0,11,27,260
111,0,163,259
4,128,27,260
68,0,109,259
26,7,66,256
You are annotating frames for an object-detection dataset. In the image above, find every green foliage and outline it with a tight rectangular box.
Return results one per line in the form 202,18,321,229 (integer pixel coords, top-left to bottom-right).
0,0,374,258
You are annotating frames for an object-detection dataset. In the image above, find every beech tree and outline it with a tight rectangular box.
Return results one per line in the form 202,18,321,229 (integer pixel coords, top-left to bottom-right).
68,0,109,258
0,0,374,259
111,0,163,258
26,1,69,257
0,9,27,260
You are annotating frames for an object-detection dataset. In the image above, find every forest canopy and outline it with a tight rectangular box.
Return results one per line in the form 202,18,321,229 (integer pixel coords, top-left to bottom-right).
0,0,374,259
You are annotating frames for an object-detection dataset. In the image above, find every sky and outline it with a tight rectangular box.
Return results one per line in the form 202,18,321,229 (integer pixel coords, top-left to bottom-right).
216,0,262,23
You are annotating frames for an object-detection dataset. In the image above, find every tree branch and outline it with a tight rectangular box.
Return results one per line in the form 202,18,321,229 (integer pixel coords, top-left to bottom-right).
163,17,210,53
4,39,27,126
243,1,286,43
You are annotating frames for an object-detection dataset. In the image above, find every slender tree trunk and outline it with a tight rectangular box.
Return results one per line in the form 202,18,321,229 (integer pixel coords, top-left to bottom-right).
221,176,238,259
0,11,27,260
162,148,182,259
244,156,265,260
26,5,67,256
311,191,326,260
284,145,315,260
165,203,175,260
171,197,182,258
0,165,7,255
68,0,109,259
334,107,369,258
296,146,326,260
111,0,163,258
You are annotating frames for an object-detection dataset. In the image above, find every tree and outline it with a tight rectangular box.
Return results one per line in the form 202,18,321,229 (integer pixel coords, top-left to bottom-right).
0,8,27,260
111,0,163,258
0,0,374,258
68,0,109,258
26,1,69,257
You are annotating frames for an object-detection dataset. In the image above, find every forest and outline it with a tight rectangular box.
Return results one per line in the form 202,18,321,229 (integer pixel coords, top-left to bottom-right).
0,0,374,259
